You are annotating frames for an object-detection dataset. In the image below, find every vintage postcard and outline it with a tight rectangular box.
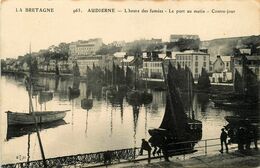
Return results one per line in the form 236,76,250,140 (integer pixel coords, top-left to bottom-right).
0,0,259,167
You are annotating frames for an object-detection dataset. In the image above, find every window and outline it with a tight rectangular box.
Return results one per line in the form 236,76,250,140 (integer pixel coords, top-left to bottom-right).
203,56,206,61
203,62,206,67
195,67,198,73
195,56,198,60
195,74,198,79
195,62,198,67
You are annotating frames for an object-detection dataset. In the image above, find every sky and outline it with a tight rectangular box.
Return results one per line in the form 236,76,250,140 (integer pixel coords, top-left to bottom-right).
1,0,259,59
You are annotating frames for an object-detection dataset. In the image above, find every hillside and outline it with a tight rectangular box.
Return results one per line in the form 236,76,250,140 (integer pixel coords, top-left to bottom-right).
200,35,260,57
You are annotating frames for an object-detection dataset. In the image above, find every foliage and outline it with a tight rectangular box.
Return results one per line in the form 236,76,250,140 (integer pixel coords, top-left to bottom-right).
146,43,164,52
167,38,200,51
126,44,142,56
202,35,260,56
96,45,122,55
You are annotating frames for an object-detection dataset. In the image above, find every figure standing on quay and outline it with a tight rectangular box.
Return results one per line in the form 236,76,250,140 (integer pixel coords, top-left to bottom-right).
139,139,152,163
220,128,228,153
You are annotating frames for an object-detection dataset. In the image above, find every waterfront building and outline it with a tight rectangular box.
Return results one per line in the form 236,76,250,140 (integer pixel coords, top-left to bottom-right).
38,62,49,72
58,60,71,73
211,71,232,83
121,56,136,70
169,34,200,42
212,55,231,73
210,55,232,83
5,58,16,71
22,62,29,71
143,60,163,79
36,56,45,65
48,59,57,72
69,38,103,60
114,52,127,65
142,51,172,79
175,50,210,80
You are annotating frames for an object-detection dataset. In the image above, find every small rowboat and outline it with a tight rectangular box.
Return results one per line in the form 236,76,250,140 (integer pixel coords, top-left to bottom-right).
6,110,69,126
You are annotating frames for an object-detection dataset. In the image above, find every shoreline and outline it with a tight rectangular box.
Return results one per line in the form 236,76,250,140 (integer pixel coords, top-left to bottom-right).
1,70,234,93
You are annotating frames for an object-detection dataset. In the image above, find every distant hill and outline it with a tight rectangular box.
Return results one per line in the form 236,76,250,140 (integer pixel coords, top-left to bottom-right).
200,35,260,58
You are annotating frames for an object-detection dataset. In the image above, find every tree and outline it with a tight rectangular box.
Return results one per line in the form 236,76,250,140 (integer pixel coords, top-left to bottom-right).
96,45,122,55
166,38,200,52
197,68,211,90
126,44,142,56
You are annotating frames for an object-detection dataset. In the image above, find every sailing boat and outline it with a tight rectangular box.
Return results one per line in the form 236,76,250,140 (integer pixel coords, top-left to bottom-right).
68,77,80,100
6,47,69,126
81,84,93,111
105,62,127,98
127,58,153,106
213,55,258,109
148,62,202,155
6,76,69,125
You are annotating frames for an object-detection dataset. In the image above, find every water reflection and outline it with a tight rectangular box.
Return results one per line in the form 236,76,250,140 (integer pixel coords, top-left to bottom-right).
38,91,53,104
68,78,81,101
1,74,248,164
6,120,67,141
196,93,210,112
132,105,140,147
54,77,59,92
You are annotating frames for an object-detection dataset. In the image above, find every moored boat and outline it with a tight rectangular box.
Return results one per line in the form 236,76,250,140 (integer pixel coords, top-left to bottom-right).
148,62,202,156
225,116,260,125
213,100,258,109
6,110,69,126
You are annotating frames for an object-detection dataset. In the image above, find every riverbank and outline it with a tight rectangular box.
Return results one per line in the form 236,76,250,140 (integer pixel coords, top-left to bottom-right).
109,149,260,168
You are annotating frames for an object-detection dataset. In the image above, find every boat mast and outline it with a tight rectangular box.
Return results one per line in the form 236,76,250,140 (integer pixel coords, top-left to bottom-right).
187,69,191,118
28,44,47,167
190,71,194,120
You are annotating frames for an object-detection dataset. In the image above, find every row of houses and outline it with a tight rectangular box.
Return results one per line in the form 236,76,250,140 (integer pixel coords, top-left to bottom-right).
2,36,259,82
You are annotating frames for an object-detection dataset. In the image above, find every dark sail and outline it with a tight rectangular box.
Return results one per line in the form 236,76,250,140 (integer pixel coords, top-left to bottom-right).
159,63,188,139
234,69,243,93
243,63,258,100
234,56,258,100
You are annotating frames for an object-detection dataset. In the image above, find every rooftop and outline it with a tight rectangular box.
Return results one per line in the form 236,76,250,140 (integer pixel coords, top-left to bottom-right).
114,52,126,58
220,56,231,62
246,55,260,61
175,50,209,55
122,56,135,63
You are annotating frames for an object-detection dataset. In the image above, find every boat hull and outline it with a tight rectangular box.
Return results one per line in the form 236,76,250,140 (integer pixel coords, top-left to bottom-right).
6,110,69,125
213,100,257,109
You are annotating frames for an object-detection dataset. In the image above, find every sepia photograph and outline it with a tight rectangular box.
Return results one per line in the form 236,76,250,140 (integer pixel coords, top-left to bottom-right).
0,0,259,167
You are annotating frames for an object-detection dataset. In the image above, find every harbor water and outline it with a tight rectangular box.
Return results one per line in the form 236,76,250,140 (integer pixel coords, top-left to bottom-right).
0,75,256,164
